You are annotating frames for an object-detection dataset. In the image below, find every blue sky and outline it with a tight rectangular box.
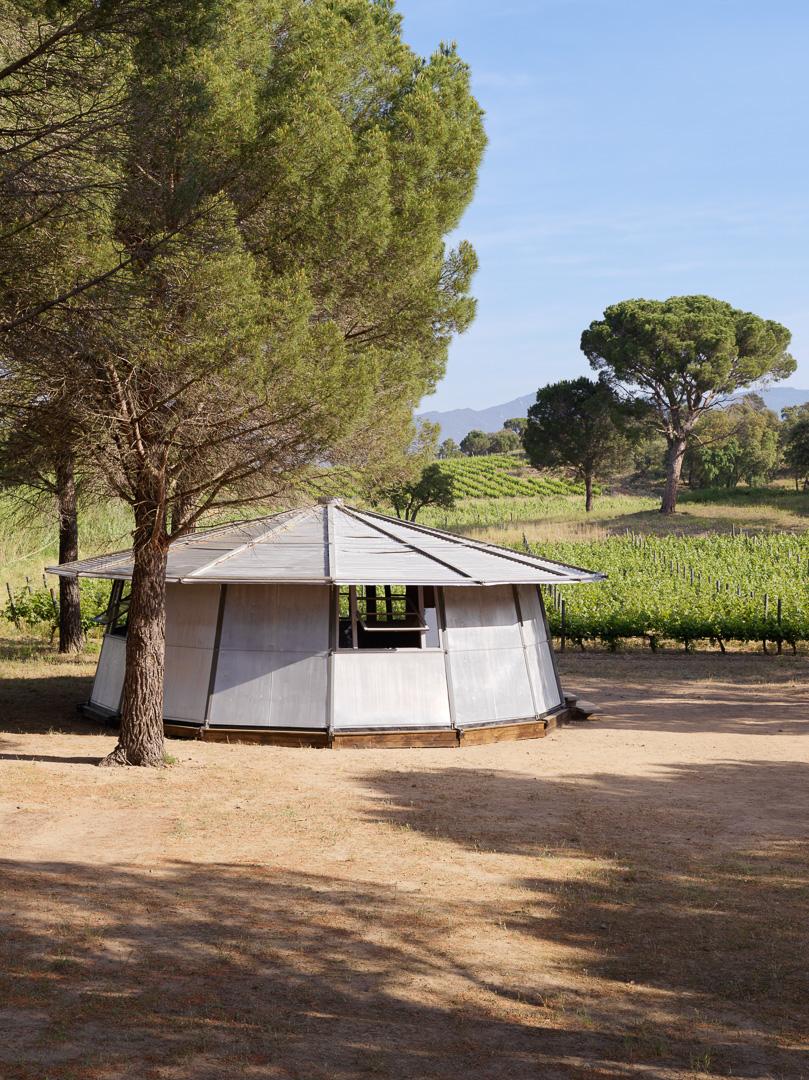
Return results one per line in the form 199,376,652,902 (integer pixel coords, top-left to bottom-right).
398,0,809,411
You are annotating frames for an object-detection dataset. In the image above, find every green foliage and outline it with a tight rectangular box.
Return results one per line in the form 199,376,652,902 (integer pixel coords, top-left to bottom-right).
784,418,809,489
503,417,527,436
3,579,111,639
459,428,521,455
385,463,456,521
581,295,795,511
524,376,640,509
459,429,492,456
685,396,781,489
537,533,809,649
437,438,462,459
582,296,795,404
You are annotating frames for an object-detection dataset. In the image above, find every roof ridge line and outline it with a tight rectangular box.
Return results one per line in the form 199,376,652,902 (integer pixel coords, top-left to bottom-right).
173,508,293,547
182,508,314,580
339,505,477,582
355,506,591,580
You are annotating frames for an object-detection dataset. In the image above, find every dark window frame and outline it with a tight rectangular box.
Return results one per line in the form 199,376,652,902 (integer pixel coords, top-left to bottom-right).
336,584,441,651
105,580,131,637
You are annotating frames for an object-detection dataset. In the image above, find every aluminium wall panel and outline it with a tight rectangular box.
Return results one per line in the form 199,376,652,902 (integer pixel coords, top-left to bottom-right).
442,586,523,651
163,644,215,722
448,646,535,726
218,584,329,652
161,584,220,722
165,584,220,649
268,652,328,728
209,583,330,727
332,652,451,730
90,634,126,711
516,584,549,645
209,649,272,726
209,650,328,728
524,642,563,714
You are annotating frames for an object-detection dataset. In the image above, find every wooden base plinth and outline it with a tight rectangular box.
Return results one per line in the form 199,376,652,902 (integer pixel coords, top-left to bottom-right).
458,719,547,746
331,729,459,750
83,703,582,749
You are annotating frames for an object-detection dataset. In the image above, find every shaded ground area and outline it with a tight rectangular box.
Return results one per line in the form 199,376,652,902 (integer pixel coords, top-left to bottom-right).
1,651,808,1079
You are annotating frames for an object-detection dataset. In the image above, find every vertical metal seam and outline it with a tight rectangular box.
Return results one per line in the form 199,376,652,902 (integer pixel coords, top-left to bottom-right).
438,587,458,732
513,584,541,718
538,585,565,705
325,503,337,581
327,583,337,739
204,584,228,729
349,585,358,650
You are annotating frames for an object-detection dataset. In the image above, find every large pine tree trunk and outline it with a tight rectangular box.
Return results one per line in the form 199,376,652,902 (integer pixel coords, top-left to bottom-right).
661,435,688,514
101,507,168,767
584,472,594,513
55,456,84,653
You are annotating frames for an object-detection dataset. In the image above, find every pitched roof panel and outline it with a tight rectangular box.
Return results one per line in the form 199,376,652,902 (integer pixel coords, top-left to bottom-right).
48,500,603,585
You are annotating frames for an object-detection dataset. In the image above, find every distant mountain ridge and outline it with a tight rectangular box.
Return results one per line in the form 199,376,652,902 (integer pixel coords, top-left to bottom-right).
418,387,809,444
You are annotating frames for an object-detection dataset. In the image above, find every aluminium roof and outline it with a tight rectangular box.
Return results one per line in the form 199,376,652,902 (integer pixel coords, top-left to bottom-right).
47,499,604,587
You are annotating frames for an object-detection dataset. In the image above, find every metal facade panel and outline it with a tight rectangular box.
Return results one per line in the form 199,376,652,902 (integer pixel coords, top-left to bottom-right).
218,584,330,652
209,650,328,728
165,583,220,649
516,585,549,645
163,644,214,722
448,646,536,725
269,653,329,729
525,642,563,714
209,649,271,726
442,586,524,651
332,652,451,730
90,635,126,711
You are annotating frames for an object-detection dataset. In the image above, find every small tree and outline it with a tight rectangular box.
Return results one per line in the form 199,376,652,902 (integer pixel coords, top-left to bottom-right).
523,377,637,511
437,437,462,459
460,429,492,456
784,418,809,490
685,395,780,489
0,389,89,652
385,463,456,522
581,296,794,513
504,417,527,436
488,428,521,453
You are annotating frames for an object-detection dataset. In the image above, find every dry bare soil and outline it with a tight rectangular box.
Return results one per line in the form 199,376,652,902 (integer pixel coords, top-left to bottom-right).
1,650,808,1080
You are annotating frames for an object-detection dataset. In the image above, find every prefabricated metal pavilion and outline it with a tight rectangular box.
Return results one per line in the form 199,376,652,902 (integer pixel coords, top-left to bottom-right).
50,498,603,747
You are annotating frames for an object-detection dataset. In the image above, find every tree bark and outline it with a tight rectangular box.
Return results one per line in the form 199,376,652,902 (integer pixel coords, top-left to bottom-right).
101,510,168,767
55,455,84,653
660,435,688,514
584,472,593,513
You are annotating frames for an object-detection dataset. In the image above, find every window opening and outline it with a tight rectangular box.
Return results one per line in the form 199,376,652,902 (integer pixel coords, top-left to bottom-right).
107,581,131,637
337,585,439,649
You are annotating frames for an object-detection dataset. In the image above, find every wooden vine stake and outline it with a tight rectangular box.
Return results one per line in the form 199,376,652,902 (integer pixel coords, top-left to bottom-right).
5,582,20,629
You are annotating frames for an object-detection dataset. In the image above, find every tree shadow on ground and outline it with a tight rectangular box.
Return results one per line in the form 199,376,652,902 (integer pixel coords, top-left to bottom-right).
3,859,664,1080
362,760,809,1077
558,653,809,736
0,665,100,738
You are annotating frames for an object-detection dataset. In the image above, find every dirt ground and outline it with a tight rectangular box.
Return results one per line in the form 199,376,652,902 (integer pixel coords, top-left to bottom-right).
1,649,808,1080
